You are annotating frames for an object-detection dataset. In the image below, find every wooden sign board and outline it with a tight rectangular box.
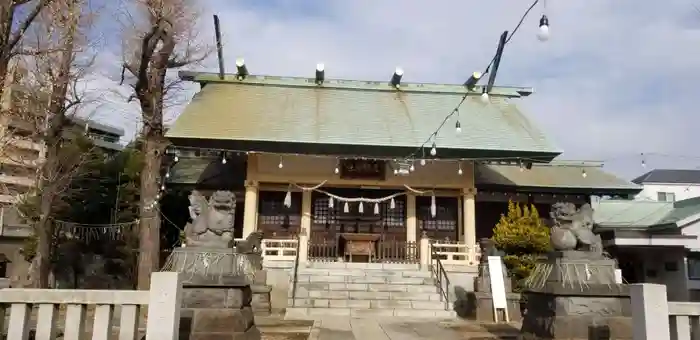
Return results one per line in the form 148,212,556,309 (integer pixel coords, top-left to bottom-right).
339,159,386,180
487,256,509,322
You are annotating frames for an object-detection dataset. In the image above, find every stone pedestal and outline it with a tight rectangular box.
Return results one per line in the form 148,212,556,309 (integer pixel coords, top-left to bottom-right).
518,252,632,340
180,283,261,340
164,247,263,340
518,283,632,340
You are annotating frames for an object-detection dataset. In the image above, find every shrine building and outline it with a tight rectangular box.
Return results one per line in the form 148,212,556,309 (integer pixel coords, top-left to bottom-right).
164,69,641,268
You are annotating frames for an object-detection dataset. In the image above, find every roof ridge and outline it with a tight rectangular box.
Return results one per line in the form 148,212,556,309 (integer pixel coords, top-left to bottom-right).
180,71,533,98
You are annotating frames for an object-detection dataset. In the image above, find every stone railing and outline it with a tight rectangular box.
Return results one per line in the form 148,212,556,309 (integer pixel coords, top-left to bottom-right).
261,238,298,261
0,272,182,340
429,240,480,266
212,238,298,261
631,283,700,340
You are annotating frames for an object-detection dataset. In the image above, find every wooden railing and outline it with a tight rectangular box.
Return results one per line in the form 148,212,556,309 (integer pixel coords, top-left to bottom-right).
0,272,181,340
429,241,451,310
631,283,700,340
376,240,419,264
307,239,420,263
430,240,480,266
308,239,338,262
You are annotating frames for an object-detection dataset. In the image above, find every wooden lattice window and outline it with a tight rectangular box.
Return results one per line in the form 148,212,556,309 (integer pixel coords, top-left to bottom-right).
312,196,337,225
383,198,405,227
258,191,301,228
417,197,458,231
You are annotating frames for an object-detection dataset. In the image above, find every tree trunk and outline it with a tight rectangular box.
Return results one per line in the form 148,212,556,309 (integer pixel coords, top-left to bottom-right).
32,143,58,288
136,135,162,290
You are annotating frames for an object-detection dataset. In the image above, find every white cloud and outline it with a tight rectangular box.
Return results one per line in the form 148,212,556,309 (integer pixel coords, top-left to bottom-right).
89,0,700,179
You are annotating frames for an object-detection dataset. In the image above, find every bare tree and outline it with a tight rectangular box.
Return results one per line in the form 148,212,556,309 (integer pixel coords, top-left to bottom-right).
0,0,54,101
120,0,207,289
11,0,100,288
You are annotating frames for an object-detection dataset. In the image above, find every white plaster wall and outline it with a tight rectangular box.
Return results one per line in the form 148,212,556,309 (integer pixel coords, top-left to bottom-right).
635,183,700,202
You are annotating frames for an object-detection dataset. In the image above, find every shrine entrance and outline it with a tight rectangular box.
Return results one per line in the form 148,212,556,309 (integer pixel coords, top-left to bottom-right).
308,188,412,263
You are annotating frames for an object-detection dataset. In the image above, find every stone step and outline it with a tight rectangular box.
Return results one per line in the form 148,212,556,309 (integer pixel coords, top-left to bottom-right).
289,298,448,310
293,288,443,301
294,282,440,294
306,262,420,270
285,307,456,319
296,274,434,285
298,268,433,278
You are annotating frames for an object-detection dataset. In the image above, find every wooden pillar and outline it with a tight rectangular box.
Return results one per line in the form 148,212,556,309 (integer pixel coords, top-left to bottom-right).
406,193,417,243
242,180,259,238
462,188,477,259
299,190,311,264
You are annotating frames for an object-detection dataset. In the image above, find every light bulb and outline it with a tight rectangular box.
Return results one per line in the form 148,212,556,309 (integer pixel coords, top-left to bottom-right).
334,167,339,174
161,184,165,190
455,121,461,134
420,159,426,166
393,169,398,175
537,15,550,42
409,164,415,172
430,143,437,156
165,172,170,178
458,168,463,175
582,169,587,178
278,161,284,169
221,157,227,164
480,92,489,103
174,155,179,162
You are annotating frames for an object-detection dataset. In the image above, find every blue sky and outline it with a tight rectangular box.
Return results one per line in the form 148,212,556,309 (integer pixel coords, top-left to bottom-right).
84,0,700,179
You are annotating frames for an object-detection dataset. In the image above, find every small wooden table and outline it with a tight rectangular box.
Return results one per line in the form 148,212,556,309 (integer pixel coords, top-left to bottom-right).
340,233,380,263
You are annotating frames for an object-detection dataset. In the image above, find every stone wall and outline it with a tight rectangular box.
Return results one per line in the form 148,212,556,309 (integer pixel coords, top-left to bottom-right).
180,284,261,339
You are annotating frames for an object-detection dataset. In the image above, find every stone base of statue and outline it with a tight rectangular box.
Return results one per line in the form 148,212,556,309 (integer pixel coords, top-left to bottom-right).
164,247,262,340
518,252,632,340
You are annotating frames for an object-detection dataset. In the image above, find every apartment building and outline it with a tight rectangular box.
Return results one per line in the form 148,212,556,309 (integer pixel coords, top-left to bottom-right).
0,64,125,206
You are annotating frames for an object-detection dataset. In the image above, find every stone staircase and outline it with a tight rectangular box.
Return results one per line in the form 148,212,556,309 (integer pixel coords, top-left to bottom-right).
285,262,456,319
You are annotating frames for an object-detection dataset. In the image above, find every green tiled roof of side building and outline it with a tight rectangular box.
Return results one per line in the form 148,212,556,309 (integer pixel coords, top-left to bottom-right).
594,196,700,229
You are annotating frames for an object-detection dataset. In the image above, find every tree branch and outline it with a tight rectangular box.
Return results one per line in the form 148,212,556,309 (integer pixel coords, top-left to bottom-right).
7,0,53,52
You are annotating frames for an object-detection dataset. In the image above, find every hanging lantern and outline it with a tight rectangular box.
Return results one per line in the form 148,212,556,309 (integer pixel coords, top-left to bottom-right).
328,197,334,209
343,202,349,213
374,203,379,215
358,202,364,213
390,197,396,210
284,189,292,208
430,194,437,218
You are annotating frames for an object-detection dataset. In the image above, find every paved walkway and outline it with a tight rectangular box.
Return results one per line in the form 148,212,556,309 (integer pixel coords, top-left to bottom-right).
307,317,465,340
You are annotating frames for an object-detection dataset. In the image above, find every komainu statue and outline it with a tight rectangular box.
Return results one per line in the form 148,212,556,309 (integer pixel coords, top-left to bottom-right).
235,231,264,255
184,190,236,248
549,202,603,255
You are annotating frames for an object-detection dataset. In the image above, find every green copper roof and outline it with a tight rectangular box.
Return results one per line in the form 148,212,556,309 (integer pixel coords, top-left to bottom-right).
476,161,641,194
594,197,700,229
594,200,675,228
167,72,561,159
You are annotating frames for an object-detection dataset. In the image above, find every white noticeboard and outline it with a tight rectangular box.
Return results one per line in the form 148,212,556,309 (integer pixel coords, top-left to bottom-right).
487,256,508,318
614,269,623,284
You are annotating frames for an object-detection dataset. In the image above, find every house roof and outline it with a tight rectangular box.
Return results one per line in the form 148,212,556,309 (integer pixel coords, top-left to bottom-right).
166,72,561,160
476,161,641,195
631,169,700,185
594,196,700,230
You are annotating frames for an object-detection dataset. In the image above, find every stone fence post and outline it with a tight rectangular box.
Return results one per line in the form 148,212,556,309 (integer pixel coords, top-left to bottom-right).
420,233,430,269
630,283,671,340
145,272,183,340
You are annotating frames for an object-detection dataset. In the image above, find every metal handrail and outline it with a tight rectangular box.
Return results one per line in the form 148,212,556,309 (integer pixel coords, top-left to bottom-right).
290,234,302,307
429,241,451,310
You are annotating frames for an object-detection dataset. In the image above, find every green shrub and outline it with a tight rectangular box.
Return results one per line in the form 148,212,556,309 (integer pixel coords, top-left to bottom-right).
492,201,551,289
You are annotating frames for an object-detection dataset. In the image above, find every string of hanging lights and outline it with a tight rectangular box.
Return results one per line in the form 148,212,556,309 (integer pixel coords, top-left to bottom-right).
403,0,548,165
